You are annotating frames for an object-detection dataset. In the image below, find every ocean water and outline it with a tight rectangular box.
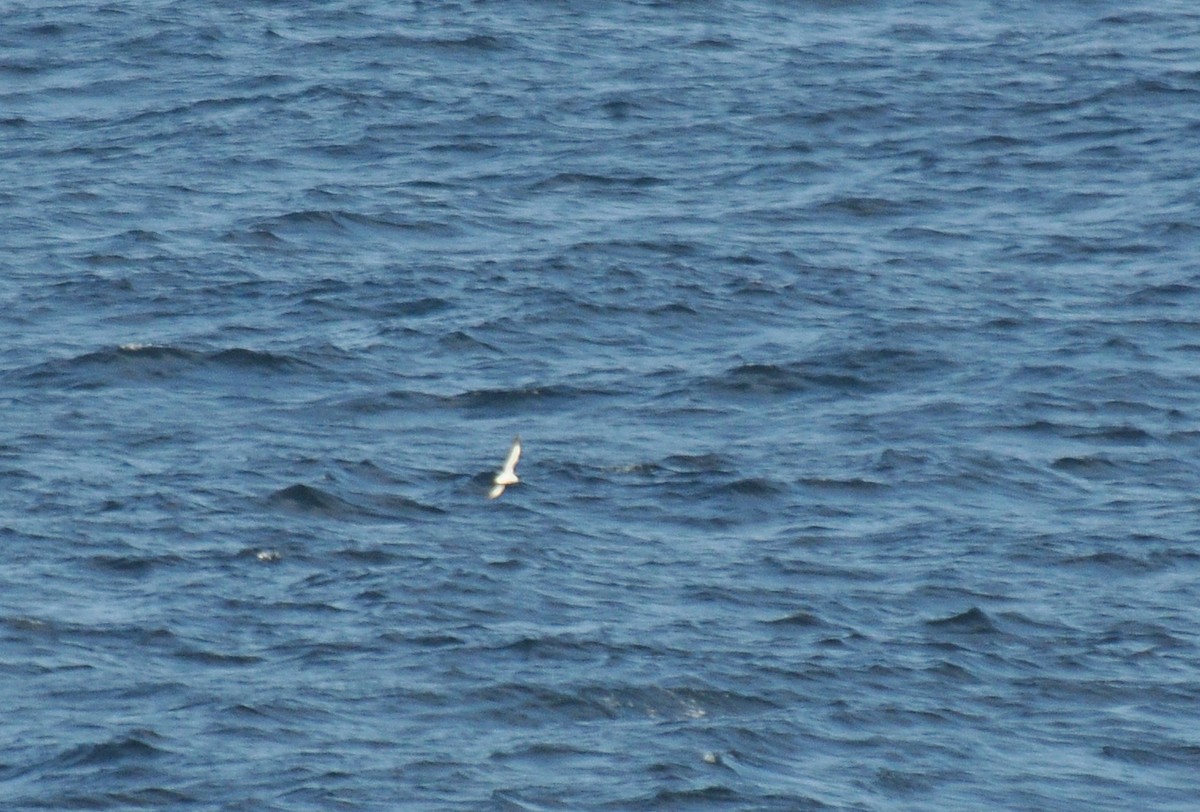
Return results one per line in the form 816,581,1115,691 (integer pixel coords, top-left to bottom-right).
3,1,1200,809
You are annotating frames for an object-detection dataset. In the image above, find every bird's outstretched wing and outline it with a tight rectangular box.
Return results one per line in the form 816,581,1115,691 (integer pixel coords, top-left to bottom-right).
501,436,521,476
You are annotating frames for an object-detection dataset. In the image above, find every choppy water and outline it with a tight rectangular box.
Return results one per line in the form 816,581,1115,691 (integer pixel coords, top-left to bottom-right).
3,1,1200,809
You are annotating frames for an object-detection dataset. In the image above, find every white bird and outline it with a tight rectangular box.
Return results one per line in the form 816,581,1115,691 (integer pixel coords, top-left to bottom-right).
488,436,521,499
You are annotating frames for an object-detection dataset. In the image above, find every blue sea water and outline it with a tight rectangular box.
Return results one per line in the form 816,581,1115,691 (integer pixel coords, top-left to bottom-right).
3,1,1200,809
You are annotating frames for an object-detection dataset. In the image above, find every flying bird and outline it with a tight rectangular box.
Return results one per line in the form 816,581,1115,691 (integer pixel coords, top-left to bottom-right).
489,436,521,499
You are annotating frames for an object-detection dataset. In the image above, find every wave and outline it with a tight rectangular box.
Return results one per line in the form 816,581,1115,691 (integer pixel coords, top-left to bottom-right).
799,476,889,492
1050,455,1121,476
818,194,911,217
209,347,311,371
55,730,169,768
10,343,317,388
661,453,734,473
1060,551,1164,573
1123,281,1199,305
266,481,444,520
708,347,951,397
236,209,458,246
446,384,613,414
924,607,999,635
714,361,866,395
763,610,827,628
1102,743,1200,767
472,680,775,725
324,380,618,419
705,476,786,497
306,31,509,54
173,647,263,666
1070,425,1154,443
86,553,183,576
268,483,351,515
530,172,666,193
437,329,499,352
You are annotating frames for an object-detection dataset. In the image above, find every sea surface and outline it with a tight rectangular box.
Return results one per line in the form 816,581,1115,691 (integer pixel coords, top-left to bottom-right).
3,1,1199,809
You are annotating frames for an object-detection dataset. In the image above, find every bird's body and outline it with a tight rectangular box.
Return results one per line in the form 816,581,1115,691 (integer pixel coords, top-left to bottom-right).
489,436,521,499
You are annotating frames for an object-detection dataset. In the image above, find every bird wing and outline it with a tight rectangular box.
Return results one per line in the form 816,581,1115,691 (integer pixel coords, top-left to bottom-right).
502,436,521,475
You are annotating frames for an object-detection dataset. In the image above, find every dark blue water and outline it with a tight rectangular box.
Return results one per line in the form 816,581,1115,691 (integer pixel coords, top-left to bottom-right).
3,1,1200,809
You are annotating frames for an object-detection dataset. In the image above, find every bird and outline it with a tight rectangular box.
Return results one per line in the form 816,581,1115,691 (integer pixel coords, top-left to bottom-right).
489,436,521,499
